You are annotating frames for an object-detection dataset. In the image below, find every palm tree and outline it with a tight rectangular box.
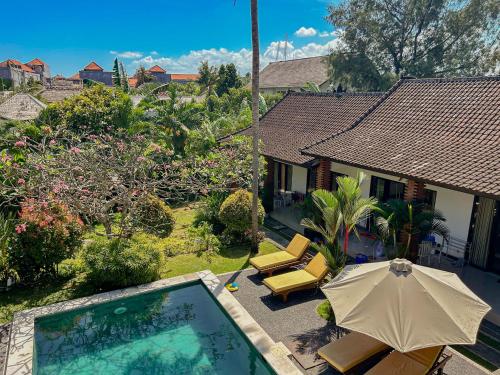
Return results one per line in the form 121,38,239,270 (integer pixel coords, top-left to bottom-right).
375,199,449,259
335,173,378,254
301,190,347,275
250,0,260,252
302,81,321,93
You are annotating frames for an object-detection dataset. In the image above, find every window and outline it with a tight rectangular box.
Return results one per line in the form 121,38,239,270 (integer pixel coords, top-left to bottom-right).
306,167,317,193
369,176,405,202
275,162,293,191
330,171,347,191
423,189,436,208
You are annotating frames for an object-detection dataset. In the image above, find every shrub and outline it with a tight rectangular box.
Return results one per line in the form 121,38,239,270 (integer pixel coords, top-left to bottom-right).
81,237,164,289
58,257,84,279
193,192,229,234
133,194,175,238
188,222,221,261
218,189,264,235
10,198,84,282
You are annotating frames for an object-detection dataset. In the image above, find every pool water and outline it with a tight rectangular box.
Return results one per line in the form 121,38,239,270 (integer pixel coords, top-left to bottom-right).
34,282,276,375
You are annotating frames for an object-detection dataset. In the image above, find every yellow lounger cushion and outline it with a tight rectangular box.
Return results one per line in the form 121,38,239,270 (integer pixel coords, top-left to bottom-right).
285,234,310,258
249,252,297,270
318,332,390,373
365,346,443,375
263,270,318,293
304,252,328,278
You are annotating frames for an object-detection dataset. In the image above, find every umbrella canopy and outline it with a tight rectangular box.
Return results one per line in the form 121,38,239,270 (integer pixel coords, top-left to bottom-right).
321,258,491,352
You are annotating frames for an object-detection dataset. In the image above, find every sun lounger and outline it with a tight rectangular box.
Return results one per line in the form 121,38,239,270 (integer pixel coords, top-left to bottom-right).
365,346,450,375
249,234,310,276
262,252,328,302
318,331,391,374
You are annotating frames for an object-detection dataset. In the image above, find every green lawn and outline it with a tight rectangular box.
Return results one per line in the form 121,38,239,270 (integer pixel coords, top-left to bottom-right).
0,205,280,324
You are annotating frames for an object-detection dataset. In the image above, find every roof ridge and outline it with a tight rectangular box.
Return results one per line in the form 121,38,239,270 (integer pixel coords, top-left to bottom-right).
400,75,500,83
268,55,328,64
289,91,384,97
301,79,406,155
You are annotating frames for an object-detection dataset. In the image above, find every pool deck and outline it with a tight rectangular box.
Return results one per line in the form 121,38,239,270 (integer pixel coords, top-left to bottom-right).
219,268,495,375
3,271,301,375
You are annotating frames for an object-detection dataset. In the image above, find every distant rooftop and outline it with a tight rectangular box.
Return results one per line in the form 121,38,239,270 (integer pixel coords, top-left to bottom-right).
259,56,330,89
83,62,104,71
148,65,166,73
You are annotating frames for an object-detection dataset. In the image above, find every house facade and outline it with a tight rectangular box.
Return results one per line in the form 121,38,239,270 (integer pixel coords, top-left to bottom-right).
77,62,113,86
0,59,45,88
234,77,500,273
259,56,331,94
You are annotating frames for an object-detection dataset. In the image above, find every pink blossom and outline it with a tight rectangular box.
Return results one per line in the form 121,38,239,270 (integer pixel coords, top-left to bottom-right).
14,141,26,148
15,224,27,234
49,139,57,146
17,178,25,185
137,156,146,162
70,147,81,154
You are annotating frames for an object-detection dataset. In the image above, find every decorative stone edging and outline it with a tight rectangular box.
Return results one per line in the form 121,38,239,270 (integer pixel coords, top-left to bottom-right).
4,271,300,375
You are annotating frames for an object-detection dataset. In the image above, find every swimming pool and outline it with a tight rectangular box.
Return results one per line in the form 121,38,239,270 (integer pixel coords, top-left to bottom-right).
33,281,275,374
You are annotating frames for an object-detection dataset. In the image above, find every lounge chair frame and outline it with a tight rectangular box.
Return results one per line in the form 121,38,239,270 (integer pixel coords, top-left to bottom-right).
271,271,328,302
258,259,305,277
426,348,451,375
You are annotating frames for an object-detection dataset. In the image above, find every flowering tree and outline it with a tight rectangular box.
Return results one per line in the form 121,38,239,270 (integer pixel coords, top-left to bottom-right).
0,134,263,239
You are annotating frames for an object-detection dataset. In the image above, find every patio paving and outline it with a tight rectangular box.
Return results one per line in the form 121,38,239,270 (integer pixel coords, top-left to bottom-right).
219,268,495,374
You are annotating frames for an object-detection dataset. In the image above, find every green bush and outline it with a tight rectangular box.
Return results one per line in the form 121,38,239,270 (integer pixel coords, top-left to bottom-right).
188,222,221,261
133,194,175,238
10,198,84,282
193,192,229,234
81,237,164,289
58,258,84,279
219,189,264,235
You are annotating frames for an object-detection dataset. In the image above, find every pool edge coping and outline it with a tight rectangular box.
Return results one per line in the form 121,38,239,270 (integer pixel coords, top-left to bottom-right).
4,271,301,375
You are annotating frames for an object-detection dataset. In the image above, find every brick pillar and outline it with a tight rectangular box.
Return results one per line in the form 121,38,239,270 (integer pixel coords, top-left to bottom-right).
404,179,426,202
316,159,331,190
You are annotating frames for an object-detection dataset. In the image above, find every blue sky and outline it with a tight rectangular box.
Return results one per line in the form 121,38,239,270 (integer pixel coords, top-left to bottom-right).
0,0,339,77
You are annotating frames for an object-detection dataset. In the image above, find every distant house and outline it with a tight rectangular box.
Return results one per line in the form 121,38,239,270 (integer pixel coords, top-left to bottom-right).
0,59,44,88
0,93,47,120
147,65,170,84
259,56,331,94
25,58,51,84
170,74,200,84
78,62,113,86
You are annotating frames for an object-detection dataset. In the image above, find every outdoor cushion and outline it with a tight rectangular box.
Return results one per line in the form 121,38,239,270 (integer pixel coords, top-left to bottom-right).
318,332,390,373
285,234,310,258
365,351,428,375
263,270,317,293
404,346,443,371
250,251,297,270
304,252,328,278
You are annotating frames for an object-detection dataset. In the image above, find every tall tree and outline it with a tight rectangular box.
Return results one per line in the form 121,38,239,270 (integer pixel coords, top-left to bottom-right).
327,0,499,91
119,62,129,93
216,64,228,96
250,0,260,252
112,58,121,88
135,66,154,87
197,61,218,96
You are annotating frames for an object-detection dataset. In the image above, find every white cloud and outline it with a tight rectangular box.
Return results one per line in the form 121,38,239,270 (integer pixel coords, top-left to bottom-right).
294,26,318,37
110,51,143,59
150,51,158,56
130,36,343,74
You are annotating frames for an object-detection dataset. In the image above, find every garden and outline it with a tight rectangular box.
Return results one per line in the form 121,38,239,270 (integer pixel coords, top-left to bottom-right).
0,63,282,324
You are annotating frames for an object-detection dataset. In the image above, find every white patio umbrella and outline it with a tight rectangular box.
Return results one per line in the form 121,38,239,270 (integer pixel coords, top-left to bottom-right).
321,258,491,353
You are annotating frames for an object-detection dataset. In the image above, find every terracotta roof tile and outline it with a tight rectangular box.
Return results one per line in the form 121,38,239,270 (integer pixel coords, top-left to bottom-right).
68,73,81,80
128,77,138,88
302,77,500,198
148,65,166,73
170,73,199,81
0,59,35,73
230,91,383,165
26,58,45,66
83,62,103,71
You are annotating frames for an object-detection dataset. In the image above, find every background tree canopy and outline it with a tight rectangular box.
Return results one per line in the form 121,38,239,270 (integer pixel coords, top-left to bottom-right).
327,0,499,91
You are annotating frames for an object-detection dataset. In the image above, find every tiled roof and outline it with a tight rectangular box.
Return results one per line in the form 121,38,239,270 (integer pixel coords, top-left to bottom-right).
0,93,47,120
0,59,35,73
148,65,166,73
128,77,138,88
170,73,199,81
83,62,103,71
302,77,500,198
26,58,45,66
229,91,383,165
259,56,330,89
68,73,81,80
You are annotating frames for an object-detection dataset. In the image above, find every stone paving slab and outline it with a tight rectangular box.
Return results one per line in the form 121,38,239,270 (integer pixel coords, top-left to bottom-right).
219,268,495,374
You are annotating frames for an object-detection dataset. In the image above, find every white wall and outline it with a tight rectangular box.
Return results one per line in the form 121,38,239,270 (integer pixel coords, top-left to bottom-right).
291,165,308,193
330,162,475,254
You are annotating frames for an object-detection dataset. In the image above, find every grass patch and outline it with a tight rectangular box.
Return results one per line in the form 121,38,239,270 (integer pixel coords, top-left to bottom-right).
316,300,335,322
451,345,498,371
0,205,280,324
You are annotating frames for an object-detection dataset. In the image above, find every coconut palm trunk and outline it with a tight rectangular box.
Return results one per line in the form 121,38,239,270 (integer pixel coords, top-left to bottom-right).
250,0,260,252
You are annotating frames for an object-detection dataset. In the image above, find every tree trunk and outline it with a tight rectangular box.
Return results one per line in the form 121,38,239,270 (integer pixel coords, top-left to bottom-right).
343,226,350,254
250,0,260,253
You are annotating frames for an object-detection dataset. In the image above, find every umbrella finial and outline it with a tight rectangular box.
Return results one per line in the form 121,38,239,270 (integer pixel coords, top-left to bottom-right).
390,258,413,272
